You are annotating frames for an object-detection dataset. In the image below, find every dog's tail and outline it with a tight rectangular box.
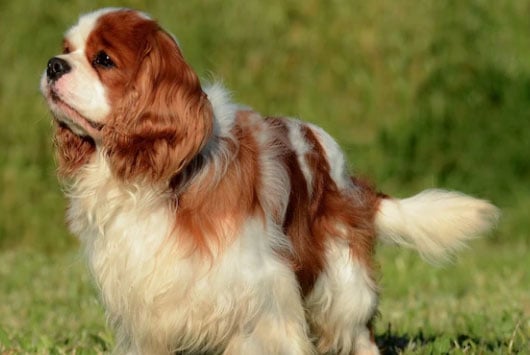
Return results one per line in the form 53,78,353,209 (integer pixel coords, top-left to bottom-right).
374,189,500,262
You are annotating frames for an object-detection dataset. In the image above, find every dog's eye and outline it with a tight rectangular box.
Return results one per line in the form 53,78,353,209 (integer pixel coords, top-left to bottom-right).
62,40,72,54
93,51,115,69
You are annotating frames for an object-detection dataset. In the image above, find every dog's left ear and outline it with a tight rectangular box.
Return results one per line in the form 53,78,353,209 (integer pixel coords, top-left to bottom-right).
103,28,213,184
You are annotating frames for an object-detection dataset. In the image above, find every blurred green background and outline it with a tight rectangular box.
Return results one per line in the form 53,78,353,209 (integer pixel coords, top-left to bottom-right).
0,0,529,352
1,0,529,251
1,0,529,252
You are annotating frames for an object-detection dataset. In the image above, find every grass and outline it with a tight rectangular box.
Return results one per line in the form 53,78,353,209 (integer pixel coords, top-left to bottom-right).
1,0,529,353
1,242,528,353
375,241,530,354
0,250,111,353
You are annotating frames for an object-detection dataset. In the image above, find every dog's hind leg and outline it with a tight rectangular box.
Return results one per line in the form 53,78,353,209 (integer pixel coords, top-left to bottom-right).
305,239,379,355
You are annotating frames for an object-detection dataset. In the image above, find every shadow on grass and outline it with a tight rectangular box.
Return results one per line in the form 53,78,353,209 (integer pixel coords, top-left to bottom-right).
376,324,506,354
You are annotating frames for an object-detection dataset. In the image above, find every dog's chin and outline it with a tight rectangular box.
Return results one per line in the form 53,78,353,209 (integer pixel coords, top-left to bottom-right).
47,90,104,141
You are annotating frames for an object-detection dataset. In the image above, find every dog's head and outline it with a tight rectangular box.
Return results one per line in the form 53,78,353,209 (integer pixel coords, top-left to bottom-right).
41,8,213,181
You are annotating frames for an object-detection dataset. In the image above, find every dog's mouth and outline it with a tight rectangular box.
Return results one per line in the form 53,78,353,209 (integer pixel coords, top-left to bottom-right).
48,89,104,139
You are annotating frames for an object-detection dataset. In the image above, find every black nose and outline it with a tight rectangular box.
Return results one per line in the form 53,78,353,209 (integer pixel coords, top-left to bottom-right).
46,57,71,81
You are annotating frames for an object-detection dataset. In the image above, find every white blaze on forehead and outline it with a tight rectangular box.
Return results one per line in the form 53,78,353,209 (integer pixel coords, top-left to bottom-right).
65,8,126,51
66,8,152,47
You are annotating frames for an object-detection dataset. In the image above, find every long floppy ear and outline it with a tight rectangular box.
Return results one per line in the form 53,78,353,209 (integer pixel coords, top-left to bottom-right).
103,28,213,184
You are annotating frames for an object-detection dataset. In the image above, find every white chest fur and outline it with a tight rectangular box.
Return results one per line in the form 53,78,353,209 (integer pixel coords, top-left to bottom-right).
64,153,303,353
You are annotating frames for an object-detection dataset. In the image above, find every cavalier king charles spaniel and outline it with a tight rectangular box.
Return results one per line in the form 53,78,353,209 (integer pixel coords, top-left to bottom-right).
41,8,499,355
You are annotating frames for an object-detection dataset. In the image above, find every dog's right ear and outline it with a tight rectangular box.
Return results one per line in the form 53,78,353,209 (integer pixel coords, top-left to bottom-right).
102,28,213,184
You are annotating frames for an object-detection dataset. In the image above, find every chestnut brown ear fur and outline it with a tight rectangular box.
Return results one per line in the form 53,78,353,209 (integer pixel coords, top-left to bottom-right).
103,28,213,184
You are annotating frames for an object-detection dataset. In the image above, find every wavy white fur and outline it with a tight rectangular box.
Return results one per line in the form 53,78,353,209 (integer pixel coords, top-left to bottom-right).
375,189,500,262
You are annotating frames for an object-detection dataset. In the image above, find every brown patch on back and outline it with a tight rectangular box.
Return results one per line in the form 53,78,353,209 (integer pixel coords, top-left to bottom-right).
265,119,380,294
265,118,326,295
303,126,379,276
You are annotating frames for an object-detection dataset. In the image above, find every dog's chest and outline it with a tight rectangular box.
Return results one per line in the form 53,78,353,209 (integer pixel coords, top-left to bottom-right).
65,169,285,347
67,181,185,304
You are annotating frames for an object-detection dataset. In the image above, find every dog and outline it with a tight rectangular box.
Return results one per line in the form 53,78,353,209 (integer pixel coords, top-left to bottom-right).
41,8,499,354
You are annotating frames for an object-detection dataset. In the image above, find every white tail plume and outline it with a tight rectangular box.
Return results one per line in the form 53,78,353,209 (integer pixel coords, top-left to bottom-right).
375,189,500,262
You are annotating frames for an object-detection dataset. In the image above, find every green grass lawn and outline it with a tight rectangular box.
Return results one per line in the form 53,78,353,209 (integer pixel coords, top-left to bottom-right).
1,0,530,353
1,241,528,353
